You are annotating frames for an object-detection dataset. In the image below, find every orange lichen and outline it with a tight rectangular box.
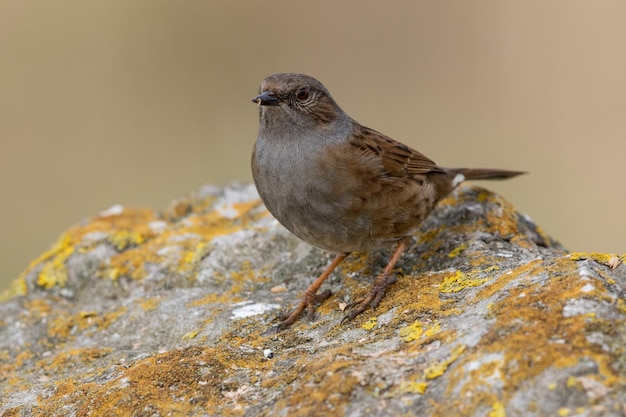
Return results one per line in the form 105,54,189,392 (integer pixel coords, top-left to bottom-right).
138,297,162,311
23,299,53,317
31,347,235,417
36,347,112,375
340,251,372,277
187,293,221,307
3,185,624,416
474,259,542,302
7,194,268,297
47,307,127,340
385,271,446,319
436,255,625,415
229,260,265,294
14,351,34,368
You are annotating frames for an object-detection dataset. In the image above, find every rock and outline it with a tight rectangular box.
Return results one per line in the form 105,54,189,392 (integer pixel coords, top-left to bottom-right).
1,183,625,416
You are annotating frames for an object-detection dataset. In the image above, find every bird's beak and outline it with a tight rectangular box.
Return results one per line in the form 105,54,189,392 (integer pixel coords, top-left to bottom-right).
252,91,280,106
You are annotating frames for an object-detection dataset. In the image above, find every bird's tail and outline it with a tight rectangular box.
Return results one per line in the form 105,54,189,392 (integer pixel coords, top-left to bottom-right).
447,168,526,180
445,168,526,187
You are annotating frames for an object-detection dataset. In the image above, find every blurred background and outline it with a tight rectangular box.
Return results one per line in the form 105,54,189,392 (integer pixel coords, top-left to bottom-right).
1,1,625,291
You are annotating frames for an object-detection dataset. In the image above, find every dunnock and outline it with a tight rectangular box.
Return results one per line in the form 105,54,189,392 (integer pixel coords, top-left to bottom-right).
251,73,524,330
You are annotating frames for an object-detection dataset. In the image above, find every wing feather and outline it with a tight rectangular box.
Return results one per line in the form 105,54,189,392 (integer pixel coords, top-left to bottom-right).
348,125,445,176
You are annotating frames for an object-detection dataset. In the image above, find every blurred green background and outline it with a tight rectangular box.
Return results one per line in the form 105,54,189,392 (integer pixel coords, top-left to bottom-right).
1,1,625,291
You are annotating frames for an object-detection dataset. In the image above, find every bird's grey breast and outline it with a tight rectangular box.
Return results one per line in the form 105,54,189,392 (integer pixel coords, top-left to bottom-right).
253,130,349,247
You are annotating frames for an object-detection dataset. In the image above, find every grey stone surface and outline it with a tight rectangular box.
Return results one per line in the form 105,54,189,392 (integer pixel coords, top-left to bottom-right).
1,183,625,417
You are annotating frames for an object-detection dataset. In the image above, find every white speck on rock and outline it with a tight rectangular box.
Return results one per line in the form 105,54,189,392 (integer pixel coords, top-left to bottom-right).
231,302,280,319
580,283,595,293
100,204,124,217
562,298,600,317
579,266,595,279
149,221,168,233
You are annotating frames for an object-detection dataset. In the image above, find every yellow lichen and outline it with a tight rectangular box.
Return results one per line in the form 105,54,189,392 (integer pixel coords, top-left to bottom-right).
0,277,27,302
424,345,466,380
460,254,626,411
20,233,72,277
15,195,268,293
108,230,145,251
424,362,447,380
399,321,440,343
424,322,441,338
448,242,469,258
569,252,625,268
181,242,210,270
439,270,489,294
362,317,377,330
37,253,70,288
397,380,428,394
31,234,75,289
7,186,626,415
182,331,199,340
488,401,505,417
566,376,577,388
399,321,423,342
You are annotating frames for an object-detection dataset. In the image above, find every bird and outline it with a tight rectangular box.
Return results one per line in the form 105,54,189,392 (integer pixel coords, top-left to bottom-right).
251,73,524,330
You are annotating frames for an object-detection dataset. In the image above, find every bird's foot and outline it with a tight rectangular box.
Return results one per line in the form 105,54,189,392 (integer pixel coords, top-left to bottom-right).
341,273,398,324
274,253,348,331
276,289,332,331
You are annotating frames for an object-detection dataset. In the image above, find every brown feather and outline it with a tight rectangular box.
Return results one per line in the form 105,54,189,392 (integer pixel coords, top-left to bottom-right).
349,124,445,177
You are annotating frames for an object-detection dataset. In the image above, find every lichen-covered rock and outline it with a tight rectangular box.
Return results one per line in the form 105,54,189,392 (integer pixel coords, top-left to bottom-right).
1,183,624,417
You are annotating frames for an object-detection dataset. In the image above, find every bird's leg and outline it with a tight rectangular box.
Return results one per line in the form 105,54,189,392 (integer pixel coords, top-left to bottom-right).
277,253,349,330
342,237,410,323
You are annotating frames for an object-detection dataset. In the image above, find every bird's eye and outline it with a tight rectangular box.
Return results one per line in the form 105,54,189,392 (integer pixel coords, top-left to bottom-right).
296,88,310,100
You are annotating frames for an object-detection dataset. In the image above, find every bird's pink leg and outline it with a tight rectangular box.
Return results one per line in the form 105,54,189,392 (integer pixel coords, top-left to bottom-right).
342,237,409,323
277,253,349,330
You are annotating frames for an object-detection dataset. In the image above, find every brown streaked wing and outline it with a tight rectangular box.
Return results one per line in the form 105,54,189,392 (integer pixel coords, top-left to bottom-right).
349,125,444,176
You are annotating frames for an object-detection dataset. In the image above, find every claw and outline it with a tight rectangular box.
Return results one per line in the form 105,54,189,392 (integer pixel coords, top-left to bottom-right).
340,238,409,325
275,254,348,331
340,285,385,324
